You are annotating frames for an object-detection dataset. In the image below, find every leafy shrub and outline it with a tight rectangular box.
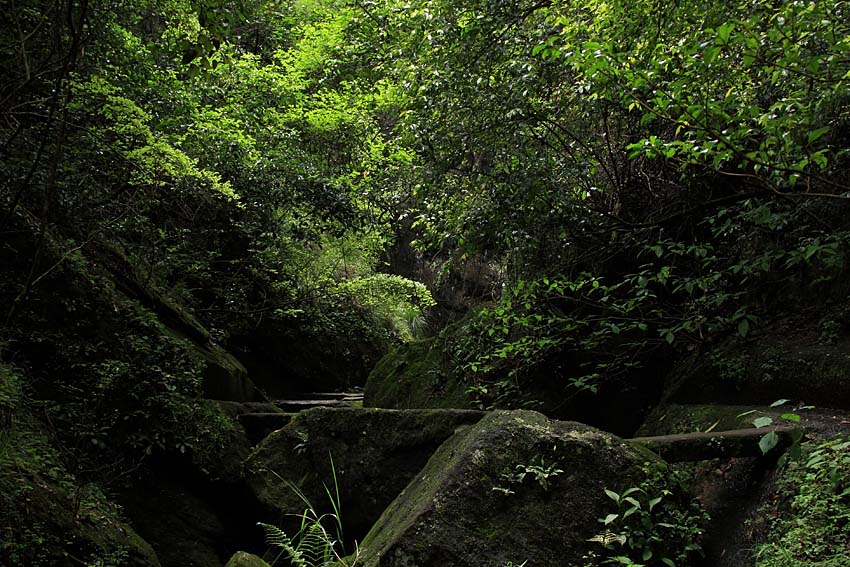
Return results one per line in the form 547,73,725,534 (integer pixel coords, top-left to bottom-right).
335,273,435,341
584,465,707,567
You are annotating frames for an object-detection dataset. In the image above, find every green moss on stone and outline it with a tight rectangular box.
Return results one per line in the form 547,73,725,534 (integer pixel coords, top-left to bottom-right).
364,320,472,410
243,407,484,541
637,404,759,436
355,410,688,567
225,551,271,567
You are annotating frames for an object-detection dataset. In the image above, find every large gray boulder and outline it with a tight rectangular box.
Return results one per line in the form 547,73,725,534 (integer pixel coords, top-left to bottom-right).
243,407,484,540
353,410,686,567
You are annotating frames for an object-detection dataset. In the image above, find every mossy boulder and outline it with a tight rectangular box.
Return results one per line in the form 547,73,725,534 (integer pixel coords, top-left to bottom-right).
243,407,485,541
364,332,471,410
364,317,511,412
225,551,271,567
354,410,677,567
197,342,256,402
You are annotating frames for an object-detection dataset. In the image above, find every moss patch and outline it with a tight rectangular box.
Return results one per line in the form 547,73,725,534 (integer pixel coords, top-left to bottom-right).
225,551,271,567
243,407,485,542
364,324,472,410
637,403,759,436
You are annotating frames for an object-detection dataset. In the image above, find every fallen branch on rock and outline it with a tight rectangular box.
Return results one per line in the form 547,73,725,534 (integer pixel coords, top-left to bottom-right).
629,426,803,462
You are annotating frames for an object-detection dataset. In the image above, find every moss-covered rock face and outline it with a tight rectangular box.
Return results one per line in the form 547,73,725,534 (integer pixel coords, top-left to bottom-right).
754,437,850,567
101,245,258,403
243,407,485,541
224,551,271,567
355,410,687,567
665,312,850,409
364,332,471,411
637,403,759,437
0,366,159,567
0,222,257,475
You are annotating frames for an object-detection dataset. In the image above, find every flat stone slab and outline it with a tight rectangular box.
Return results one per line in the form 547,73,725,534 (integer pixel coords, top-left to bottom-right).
273,399,358,411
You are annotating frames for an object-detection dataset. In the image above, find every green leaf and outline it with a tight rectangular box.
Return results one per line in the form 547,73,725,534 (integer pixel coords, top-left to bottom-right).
623,497,641,509
759,431,780,454
753,416,774,428
717,23,734,44
738,318,750,337
770,399,790,407
780,413,801,423
808,127,830,144
604,513,619,525
604,489,620,503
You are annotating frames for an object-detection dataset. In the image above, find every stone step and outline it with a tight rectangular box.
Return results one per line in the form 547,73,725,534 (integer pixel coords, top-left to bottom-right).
273,398,361,412
284,391,364,401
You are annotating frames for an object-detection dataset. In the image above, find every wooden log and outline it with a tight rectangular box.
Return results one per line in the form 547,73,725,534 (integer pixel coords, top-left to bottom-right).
629,426,803,462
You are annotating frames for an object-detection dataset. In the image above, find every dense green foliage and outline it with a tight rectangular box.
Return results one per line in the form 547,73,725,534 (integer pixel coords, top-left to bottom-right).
1,0,431,462
4,0,849,436
369,0,850,407
1,2,430,562
757,438,850,566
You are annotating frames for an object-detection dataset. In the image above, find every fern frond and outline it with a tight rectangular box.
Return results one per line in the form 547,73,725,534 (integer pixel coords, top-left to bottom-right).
258,522,309,567
299,523,333,566
588,529,627,546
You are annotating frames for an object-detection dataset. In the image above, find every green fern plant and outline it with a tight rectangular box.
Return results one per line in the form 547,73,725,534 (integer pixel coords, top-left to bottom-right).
259,519,343,567
259,454,358,567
